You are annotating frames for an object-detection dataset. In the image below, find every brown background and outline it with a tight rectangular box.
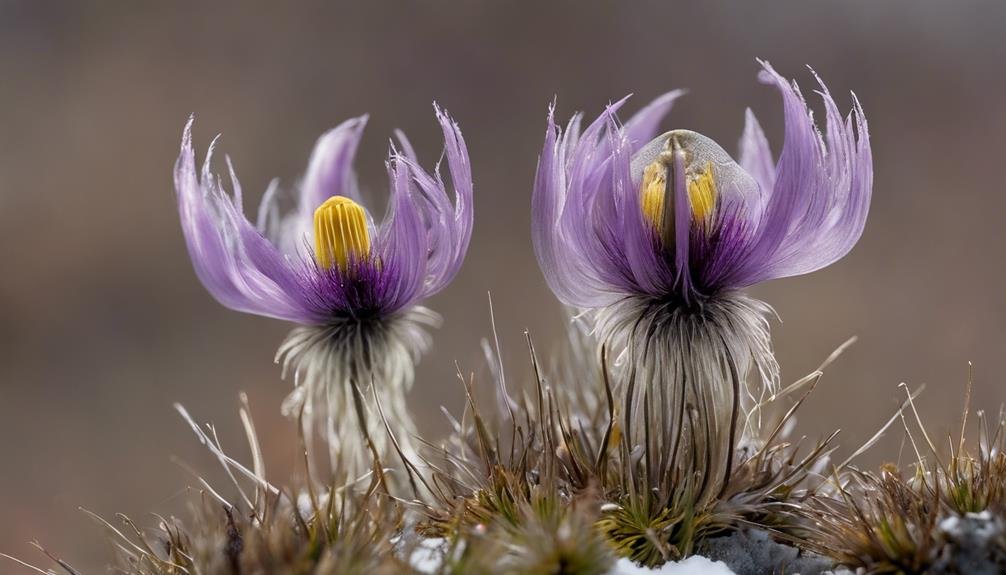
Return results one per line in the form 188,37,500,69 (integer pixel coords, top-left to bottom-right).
2,1,1005,570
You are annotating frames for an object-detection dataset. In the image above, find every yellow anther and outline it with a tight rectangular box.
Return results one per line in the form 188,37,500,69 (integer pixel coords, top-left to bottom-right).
639,160,718,238
640,161,667,234
687,162,717,222
313,196,371,272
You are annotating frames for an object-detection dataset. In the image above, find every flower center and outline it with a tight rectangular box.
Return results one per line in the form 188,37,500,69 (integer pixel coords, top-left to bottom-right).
313,196,371,271
640,153,717,241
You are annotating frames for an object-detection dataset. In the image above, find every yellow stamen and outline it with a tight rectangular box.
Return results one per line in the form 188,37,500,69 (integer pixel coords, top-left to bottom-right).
687,162,717,221
640,161,667,233
639,159,718,237
313,196,371,272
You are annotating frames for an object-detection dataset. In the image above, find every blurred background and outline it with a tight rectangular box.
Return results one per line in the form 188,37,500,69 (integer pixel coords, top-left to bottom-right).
2,0,1005,569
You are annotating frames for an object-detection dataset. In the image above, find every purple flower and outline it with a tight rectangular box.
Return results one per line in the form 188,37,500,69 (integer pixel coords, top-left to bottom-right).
177,105,473,326
175,106,473,477
532,62,872,498
532,61,871,308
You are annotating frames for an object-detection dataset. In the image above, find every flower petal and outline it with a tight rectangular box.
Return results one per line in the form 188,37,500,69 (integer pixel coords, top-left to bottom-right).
301,115,369,211
622,90,685,152
386,106,473,299
414,105,474,295
275,116,370,259
738,108,775,198
176,119,316,323
532,106,612,307
736,61,872,284
376,158,429,312
533,98,681,308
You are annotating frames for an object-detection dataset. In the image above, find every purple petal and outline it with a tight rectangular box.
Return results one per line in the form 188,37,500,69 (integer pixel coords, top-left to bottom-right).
735,61,872,284
176,119,318,323
604,112,673,296
301,116,369,211
531,63,872,309
282,116,369,258
561,101,640,304
738,108,775,198
532,98,682,308
376,158,429,311
386,106,474,299
532,106,612,307
178,108,474,324
426,105,474,293
629,130,765,298
623,90,685,152
530,108,563,296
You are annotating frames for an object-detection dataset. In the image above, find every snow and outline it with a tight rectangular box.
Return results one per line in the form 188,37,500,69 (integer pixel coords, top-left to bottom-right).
410,537,448,574
609,556,736,575
405,536,739,574
939,509,994,537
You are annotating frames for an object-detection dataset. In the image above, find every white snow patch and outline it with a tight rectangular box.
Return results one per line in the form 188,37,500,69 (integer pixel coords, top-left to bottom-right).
940,509,995,536
940,514,962,536
609,556,736,575
410,537,447,573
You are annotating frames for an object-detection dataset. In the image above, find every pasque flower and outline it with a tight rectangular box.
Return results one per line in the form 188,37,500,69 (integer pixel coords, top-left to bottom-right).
532,61,871,497
176,106,473,476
